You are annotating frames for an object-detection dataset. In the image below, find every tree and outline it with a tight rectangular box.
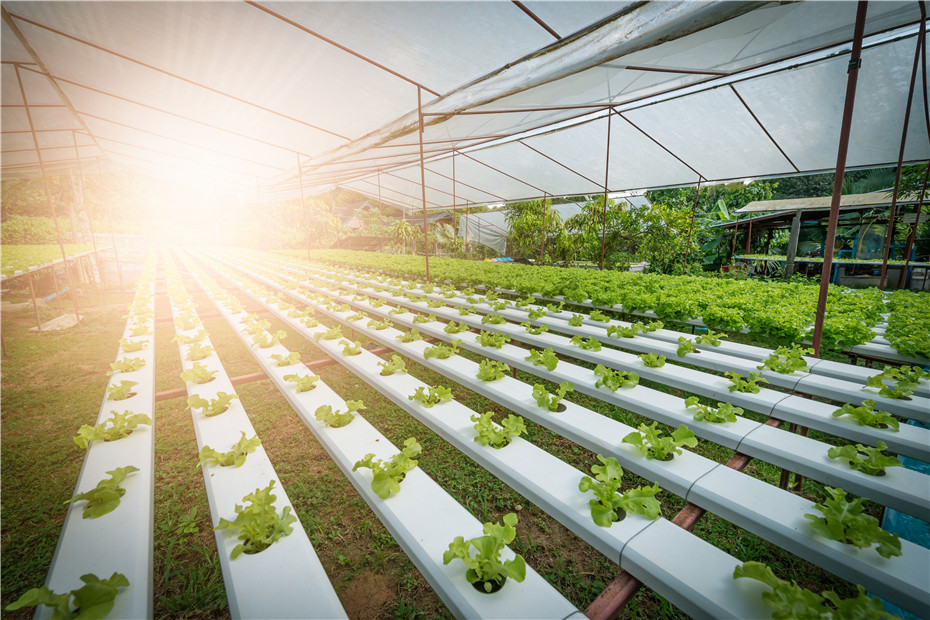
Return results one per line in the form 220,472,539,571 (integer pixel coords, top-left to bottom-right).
389,219,418,254
504,199,562,262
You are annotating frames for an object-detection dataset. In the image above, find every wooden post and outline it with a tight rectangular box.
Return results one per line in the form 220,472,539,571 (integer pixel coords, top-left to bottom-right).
783,210,803,279
28,274,42,332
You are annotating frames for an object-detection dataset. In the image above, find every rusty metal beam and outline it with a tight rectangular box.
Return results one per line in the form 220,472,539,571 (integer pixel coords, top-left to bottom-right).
519,140,603,188
614,110,704,179
511,1,561,40
682,176,703,273
419,87,431,281
599,109,612,270
730,84,799,173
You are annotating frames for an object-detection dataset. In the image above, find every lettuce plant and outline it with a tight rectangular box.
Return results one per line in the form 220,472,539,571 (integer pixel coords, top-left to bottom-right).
198,432,261,468
684,396,741,423
120,338,147,353
525,348,558,371
66,466,140,519
477,331,510,349
532,382,573,412
186,342,214,360
173,329,207,345
676,337,698,356
519,321,548,335
427,299,445,309
314,400,363,428
458,305,477,316
590,310,611,322
388,306,409,316
607,324,639,338
546,302,564,313
283,373,320,392
408,385,452,408
215,481,297,559
622,422,697,460
251,330,286,349
476,359,510,381
4,572,129,619
187,392,238,417
396,329,422,343
568,314,584,326
570,335,601,351
340,340,362,356
378,354,407,376
424,340,463,359
725,370,768,393
443,513,526,593
271,351,301,366
757,344,813,374
412,312,436,324
481,313,507,325
578,455,661,526
367,318,393,331
804,487,901,557
694,330,726,346
471,412,526,448
864,365,928,399
107,357,146,376
639,353,666,368
353,437,421,499
347,312,366,321
74,410,152,449
180,362,217,384
527,307,547,320
444,321,469,334
827,441,902,476
106,380,137,401
593,365,638,391
301,316,320,328
832,400,899,430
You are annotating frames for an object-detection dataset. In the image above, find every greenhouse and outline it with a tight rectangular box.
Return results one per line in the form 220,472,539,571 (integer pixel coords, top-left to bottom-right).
1,2,929,619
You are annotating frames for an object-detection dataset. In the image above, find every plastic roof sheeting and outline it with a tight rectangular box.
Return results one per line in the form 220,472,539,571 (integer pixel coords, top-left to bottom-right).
2,2,927,208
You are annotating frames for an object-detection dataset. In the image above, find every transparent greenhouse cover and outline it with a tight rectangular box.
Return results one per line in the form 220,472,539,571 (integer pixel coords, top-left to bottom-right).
2,1,927,210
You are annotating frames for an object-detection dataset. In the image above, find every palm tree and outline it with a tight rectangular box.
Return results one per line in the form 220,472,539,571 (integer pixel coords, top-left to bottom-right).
389,219,418,254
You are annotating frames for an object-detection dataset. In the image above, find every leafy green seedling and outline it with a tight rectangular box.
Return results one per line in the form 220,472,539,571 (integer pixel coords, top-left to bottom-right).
314,400,364,428
187,392,238,417
546,302,564,313
74,410,152,449
694,330,727,346
128,323,151,337
532,381,574,412
477,359,510,381
477,331,510,349
186,342,214,361
804,487,901,558
106,380,137,401
396,329,422,343
370,299,386,308
757,344,813,374
578,455,661,526
120,338,147,352
173,329,207,345
4,572,129,619
215,481,298,559
832,400,899,430
525,348,558,371
66,466,140,518
107,357,146,376
427,299,445,309
353,437,422,499
590,310,611,322
313,326,342,341
413,313,437,324
367,318,393,331
408,385,453,408
864,365,928,399
198,432,261,468
607,324,639,338
641,320,663,332
570,335,602,351
593,364,639,391
725,370,768,393
527,307,547,320
378,354,407,376
443,513,526,593
684,397,742,423
251,330,286,349
489,300,509,311
466,295,483,304
301,316,320,328
283,373,320,392
271,351,301,366
388,306,409,315
347,312,367,321
180,362,217,384
242,316,271,334
733,562,900,620
676,337,698,356
622,422,697,460
444,321,469,334
458,306,477,316
827,441,902,476
519,321,548,335
471,412,526,448
340,340,362,356
424,340,463,360
568,314,584,326
481,313,507,325
514,296,535,308
329,302,350,312
639,353,666,368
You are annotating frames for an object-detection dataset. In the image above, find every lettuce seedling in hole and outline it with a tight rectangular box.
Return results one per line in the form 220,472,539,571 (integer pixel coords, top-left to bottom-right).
283,373,320,393
396,329,422,343
251,330,286,349
424,339,463,360
180,362,217,384
370,298,386,308
66,465,140,519
347,312,366,321
412,312,437,324
477,330,510,349
607,324,639,338
532,381,574,412
832,400,899,430
676,337,698,356
590,309,611,322
527,307,547,320
481,313,507,325
367,318,393,331
514,295,535,308
443,513,526,593
578,455,662,526
570,335,602,351
215,481,298,559
641,320,663,332
863,365,927,399
477,359,510,381
242,316,271,334
186,342,214,361
684,396,742,423
827,441,902,476
120,338,147,353
388,306,409,315
757,344,813,374
525,347,558,371
733,561,899,620
4,572,129,619
107,357,146,376
471,411,526,448
546,302,564,313
466,295,482,304
593,364,639,391
378,354,407,376
312,326,343,342
458,305,477,316
408,385,453,408
74,410,152,449
568,314,584,326
353,437,422,499
489,300,509,311
199,432,261,468
128,323,150,337
639,352,666,368
622,422,697,460
339,340,362,356
519,321,548,335
301,316,320,328
174,329,207,345
427,299,445,309
725,370,768,393
271,351,301,366
694,330,726,346
804,487,901,557
106,380,137,401
187,392,238,417
315,400,364,428
444,321,469,334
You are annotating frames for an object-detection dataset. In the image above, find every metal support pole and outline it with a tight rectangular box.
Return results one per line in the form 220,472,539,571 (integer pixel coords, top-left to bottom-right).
879,11,924,290
15,63,81,320
682,177,702,274
418,86,431,281
745,214,753,255
898,163,929,289
52,268,63,314
730,215,740,264
28,274,42,332
540,194,549,262
784,210,803,279
812,1,869,357
599,110,613,270
377,171,384,252
452,153,457,258
74,132,103,301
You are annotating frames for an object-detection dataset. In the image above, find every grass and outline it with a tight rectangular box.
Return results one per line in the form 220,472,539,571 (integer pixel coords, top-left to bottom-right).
0,253,897,619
